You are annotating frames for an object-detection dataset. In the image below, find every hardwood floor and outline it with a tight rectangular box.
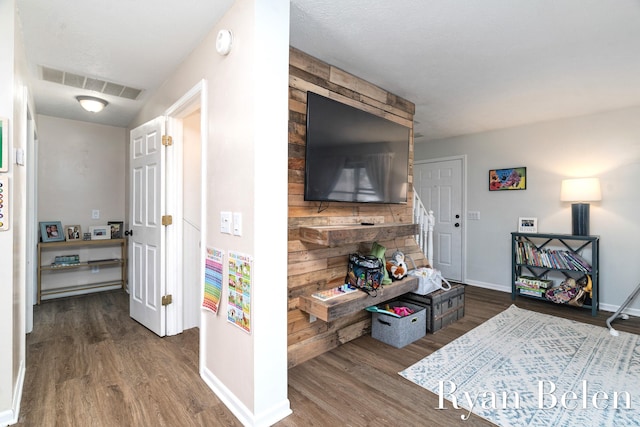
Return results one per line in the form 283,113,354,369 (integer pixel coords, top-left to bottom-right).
18,286,640,426
18,291,242,427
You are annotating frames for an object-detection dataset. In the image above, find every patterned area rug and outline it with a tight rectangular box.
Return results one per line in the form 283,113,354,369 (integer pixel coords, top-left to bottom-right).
399,305,640,426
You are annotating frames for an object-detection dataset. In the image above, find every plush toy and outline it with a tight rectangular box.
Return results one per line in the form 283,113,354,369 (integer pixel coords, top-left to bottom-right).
583,275,593,298
386,250,408,280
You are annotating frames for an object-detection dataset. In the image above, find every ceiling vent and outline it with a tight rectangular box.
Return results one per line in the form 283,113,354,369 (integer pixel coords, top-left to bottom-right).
40,66,143,100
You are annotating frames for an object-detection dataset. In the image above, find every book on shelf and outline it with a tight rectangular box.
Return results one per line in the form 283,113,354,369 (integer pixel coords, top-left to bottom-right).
515,240,591,272
312,284,358,301
87,258,120,264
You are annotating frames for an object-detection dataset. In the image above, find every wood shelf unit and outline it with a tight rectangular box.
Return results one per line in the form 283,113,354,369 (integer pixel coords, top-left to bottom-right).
299,223,419,247
299,276,419,322
37,238,127,304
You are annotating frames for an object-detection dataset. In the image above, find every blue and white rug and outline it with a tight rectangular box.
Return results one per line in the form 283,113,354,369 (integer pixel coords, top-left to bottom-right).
399,305,640,426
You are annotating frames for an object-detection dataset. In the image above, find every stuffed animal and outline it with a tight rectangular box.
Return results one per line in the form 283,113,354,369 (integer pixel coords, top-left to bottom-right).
386,250,408,280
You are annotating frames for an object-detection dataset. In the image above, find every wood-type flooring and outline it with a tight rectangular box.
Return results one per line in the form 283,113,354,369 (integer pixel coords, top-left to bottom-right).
17,286,640,426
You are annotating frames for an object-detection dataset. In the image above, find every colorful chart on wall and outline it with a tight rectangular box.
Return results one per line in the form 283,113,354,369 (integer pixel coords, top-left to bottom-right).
203,247,224,314
0,118,8,172
227,251,252,334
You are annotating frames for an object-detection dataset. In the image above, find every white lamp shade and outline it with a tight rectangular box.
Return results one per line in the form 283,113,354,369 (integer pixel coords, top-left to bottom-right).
560,178,602,202
76,96,108,113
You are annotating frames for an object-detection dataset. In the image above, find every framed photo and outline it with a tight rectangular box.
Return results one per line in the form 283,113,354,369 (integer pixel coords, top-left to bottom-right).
518,217,538,233
65,225,82,241
40,221,65,242
108,221,124,239
89,225,111,240
489,167,526,191
0,117,8,172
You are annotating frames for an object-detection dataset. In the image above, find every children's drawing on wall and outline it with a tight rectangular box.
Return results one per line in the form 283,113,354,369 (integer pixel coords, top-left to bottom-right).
227,251,252,333
203,247,224,314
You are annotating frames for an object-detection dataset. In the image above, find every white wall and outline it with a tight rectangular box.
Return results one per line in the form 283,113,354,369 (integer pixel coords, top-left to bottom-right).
129,1,291,425
0,0,31,424
36,116,126,296
37,115,126,228
415,106,640,313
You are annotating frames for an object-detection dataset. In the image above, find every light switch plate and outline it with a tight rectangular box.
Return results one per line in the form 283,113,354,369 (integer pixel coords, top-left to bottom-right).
467,211,480,220
92,209,100,219
233,212,242,236
220,211,232,234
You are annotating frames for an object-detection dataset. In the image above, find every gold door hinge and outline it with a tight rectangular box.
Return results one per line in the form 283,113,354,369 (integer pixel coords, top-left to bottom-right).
162,215,173,226
162,135,173,146
162,294,173,306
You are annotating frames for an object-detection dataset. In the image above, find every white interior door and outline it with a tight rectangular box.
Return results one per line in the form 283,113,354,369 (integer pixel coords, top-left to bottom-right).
129,117,166,336
415,158,463,281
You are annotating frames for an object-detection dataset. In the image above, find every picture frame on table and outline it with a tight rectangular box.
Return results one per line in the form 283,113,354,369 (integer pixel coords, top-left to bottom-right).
108,221,124,239
65,225,82,241
89,225,111,240
518,217,538,233
40,221,65,242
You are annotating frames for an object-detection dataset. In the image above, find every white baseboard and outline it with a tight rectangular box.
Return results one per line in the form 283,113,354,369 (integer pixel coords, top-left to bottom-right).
200,367,291,427
0,360,25,426
464,280,511,294
465,281,640,317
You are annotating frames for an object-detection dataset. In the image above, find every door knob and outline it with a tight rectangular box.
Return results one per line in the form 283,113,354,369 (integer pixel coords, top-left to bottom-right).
125,229,133,236
455,223,460,227
455,214,460,219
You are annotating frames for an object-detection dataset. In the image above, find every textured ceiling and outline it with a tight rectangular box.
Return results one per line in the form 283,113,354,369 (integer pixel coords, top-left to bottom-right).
16,1,640,141
17,0,234,128
290,0,640,141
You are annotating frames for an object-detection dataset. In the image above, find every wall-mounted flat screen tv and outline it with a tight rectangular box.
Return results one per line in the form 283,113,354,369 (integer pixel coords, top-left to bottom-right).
304,92,410,204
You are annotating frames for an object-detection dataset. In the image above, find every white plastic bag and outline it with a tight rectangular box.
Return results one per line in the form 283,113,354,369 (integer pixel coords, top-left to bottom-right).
409,267,452,295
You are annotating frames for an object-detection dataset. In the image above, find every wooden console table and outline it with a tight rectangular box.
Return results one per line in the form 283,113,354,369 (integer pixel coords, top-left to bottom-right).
37,238,127,304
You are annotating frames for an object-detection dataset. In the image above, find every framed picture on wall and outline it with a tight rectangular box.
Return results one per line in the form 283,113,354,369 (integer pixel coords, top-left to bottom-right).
489,167,527,191
65,225,82,241
89,225,111,240
40,221,65,242
108,221,124,239
0,117,8,172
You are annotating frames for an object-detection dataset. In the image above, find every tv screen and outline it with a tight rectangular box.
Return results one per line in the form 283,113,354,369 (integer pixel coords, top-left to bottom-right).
304,92,410,204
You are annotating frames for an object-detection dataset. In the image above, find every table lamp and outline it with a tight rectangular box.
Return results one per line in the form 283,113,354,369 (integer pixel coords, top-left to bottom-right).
560,178,601,236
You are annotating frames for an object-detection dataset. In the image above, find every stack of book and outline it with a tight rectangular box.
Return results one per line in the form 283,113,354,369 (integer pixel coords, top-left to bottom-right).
516,275,553,298
52,254,80,266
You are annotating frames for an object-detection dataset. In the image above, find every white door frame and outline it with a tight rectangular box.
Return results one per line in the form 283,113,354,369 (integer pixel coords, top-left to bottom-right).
163,79,208,336
415,155,467,283
25,89,38,333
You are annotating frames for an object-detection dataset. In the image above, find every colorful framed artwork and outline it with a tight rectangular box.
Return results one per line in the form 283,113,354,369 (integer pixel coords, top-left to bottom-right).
489,167,526,191
0,117,8,172
40,221,65,242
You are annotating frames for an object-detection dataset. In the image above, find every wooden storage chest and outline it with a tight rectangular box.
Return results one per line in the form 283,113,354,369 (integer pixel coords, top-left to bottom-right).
404,283,465,333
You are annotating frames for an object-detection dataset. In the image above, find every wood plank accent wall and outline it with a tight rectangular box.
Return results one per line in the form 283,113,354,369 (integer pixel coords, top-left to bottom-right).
287,47,429,367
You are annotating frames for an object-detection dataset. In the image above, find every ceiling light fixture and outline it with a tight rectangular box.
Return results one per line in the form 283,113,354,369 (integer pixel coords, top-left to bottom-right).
76,95,108,113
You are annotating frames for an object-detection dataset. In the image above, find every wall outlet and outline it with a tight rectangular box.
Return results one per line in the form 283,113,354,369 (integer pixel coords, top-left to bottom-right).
91,266,100,273
92,209,100,219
